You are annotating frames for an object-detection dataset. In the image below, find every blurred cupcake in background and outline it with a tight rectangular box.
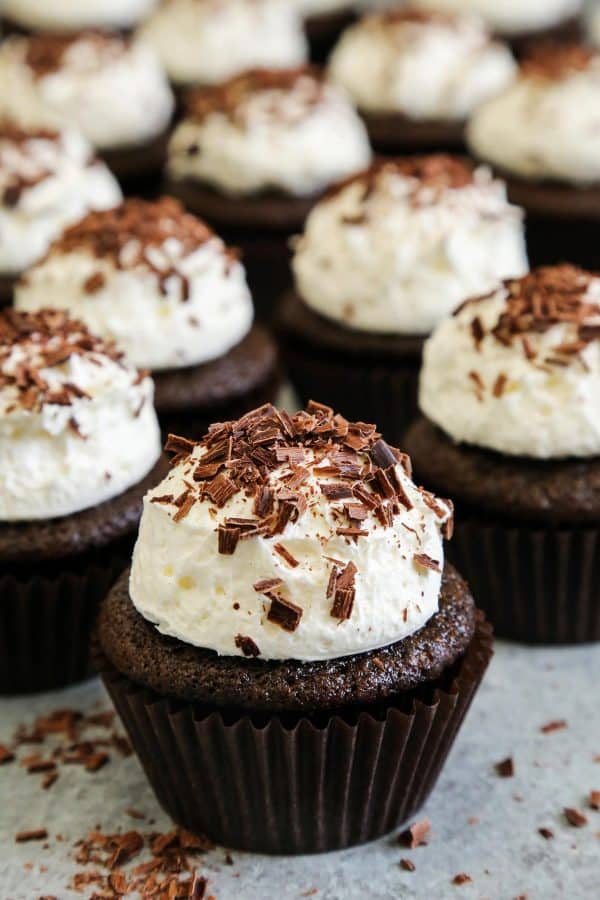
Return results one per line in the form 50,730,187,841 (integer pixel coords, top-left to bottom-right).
276,155,528,443
329,8,516,153
166,67,371,319
15,197,280,438
0,31,174,186
0,307,165,693
467,44,600,270
1,0,159,34
411,0,583,54
139,0,308,89
0,121,121,307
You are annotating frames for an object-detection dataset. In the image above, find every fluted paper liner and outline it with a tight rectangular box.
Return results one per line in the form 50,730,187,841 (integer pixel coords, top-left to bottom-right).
96,613,492,854
0,548,128,694
449,517,600,644
283,343,420,448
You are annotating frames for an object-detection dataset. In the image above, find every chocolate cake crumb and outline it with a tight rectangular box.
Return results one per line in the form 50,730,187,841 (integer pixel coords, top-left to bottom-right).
541,719,568,733
0,745,15,764
15,829,48,843
400,858,416,872
452,873,472,886
590,791,600,810
495,757,515,778
234,635,261,657
538,827,554,840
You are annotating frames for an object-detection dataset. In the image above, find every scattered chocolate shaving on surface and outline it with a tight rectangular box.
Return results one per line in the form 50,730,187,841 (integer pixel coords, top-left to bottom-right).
590,791,600,810
398,819,431,849
452,873,472,886
564,808,588,828
414,553,441,573
0,745,15,764
15,828,48,842
538,827,554,840
16,30,132,80
400,858,416,872
541,719,568,734
234,635,260,657
495,757,515,778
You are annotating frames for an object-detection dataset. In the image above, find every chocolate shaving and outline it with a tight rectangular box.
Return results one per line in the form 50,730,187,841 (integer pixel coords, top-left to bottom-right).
330,561,357,620
273,543,299,568
564,807,588,828
495,757,515,778
234,635,260,657
398,819,431,849
413,553,441,573
266,595,303,632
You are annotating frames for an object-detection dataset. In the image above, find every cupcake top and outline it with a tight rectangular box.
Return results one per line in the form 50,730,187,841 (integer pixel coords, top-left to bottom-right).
467,45,600,185
293,155,528,335
328,8,516,120
0,121,121,276
420,265,600,459
167,68,371,197
1,0,159,31
0,308,161,522
139,0,308,87
412,0,583,37
130,402,453,661
0,32,174,151
15,197,253,372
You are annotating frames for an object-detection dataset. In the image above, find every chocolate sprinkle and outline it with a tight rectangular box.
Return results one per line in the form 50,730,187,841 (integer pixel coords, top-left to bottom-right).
234,635,260,658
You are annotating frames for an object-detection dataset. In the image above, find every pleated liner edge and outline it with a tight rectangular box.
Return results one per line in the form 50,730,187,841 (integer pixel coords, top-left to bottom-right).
0,549,128,695
449,517,600,644
96,613,492,854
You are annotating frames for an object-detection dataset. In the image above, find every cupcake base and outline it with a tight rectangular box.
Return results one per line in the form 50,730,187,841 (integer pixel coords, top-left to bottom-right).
363,112,465,154
305,9,355,62
101,126,172,192
0,458,168,694
276,291,423,445
95,568,492,853
0,274,16,308
154,325,280,440
504,15,583,57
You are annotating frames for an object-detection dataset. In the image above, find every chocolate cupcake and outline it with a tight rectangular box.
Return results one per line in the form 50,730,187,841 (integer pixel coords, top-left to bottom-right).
0,308,165,693
95,401,492,853
1,0,159,34
276,155,527,444
329,8,516,153
15,197,280,439
404,265,600,644
139,0,308,89
467,44,600,270
166,67,371,319
411,0,583,54
0,31,174,185
0,121,121,308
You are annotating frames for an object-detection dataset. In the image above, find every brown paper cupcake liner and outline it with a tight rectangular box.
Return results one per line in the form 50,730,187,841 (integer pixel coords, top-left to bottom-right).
448,516,600,644
96,613,492,854
0,543,129,694
282,341,420,447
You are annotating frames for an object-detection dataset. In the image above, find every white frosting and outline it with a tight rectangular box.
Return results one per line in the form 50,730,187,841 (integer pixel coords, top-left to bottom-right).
16,235,254,372
419,273,600,459
168,73,371,197
0,35,174,151
0,317,161,521
293,162,528,335
412,0,583,36
467,57,600,185
0,128,121,276
328,11,516,119
130,432,451,661
139,0,308,86
2,0,159,30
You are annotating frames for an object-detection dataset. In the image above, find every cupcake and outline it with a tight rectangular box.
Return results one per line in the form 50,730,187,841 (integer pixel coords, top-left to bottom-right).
0,120,121,308
0,31,174,184
15,197,280,438
412,0,583,53
296,0,355,61
95,400,492,853
0,308,165,693
276,155,528,444
467,44,600,270
329,8,516,153
404,265,600,644
139,0,308,89
166,67,371,319
1,0,159,34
